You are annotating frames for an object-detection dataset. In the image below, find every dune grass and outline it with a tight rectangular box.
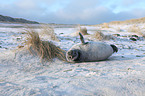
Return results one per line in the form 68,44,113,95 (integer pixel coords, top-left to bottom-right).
25,30,66,62
128,25,141,33
101,23,110,28
109,17,145,24
39,25,59,41
116,27,123,32
93,31,114,40
127,25,144,36
78,26,89,35
79,27,89,35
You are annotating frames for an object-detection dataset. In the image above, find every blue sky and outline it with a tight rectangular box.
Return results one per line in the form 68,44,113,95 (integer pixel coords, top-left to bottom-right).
0,0,145,24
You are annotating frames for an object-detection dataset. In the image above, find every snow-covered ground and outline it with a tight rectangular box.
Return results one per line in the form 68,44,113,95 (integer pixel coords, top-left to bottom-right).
0,23,145,96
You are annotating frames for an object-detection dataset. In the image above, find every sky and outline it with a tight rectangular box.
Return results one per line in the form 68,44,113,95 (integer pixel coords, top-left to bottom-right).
0,0,145,24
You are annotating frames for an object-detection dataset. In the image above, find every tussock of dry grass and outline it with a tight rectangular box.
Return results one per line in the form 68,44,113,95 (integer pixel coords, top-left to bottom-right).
25,30,66,61
79,27,89,35
116,27,123,32
92,31,114,40
127,25,143,36
101,23,110,28
128,25,141,33
39,25,59,41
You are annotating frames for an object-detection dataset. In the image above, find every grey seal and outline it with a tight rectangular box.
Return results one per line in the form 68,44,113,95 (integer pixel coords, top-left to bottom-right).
66,32,118,62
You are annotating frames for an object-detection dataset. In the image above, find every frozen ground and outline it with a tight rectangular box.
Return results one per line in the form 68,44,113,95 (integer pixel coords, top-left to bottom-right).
0,23,145,96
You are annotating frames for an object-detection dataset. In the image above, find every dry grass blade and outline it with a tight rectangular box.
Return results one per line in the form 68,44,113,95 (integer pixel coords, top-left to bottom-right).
26,30,66,61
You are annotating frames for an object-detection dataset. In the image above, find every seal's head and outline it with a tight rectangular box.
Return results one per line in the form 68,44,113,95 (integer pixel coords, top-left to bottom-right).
66,49,81,62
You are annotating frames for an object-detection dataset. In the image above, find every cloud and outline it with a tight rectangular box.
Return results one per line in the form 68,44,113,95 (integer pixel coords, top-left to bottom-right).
0,0,145,24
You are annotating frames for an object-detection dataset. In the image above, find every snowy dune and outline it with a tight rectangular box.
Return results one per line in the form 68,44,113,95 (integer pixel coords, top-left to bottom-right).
0,23,145,96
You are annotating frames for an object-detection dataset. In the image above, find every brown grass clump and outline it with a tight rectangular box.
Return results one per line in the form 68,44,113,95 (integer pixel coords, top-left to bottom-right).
25,30,66,61
39,25,59,41
101,23,110,28
128,25,141,33
116,27,123,32
79,27,89,35
93,31,104,40
127,25,143,35
93,31,113,40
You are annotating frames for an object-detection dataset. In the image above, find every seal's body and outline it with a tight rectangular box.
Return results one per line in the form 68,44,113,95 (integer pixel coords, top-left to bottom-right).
66,32,118,62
